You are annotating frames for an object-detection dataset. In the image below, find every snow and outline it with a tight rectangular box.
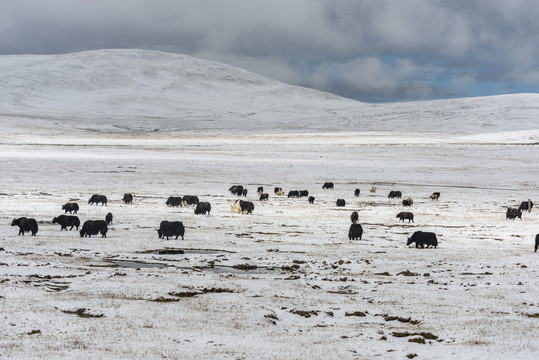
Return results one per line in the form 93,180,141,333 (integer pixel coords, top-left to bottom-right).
0,49,538,359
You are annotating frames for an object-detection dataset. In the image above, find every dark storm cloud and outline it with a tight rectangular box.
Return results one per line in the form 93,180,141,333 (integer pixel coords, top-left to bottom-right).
2,0,539,101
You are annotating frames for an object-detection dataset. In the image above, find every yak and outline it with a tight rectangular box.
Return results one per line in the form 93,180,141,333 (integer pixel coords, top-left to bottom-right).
123,193,133,204
396,212,414,223
158,221,185,240
370,186,377,193
88,194,107,206
257,186,264,194
350,211,359,224
388,191,402,199
518,200,533,213
105,212,113,225
11,217,38,236
299,190,309,197
52,215,80,231
308,196,315,204
166,196,183,207
194,202,211,215
80,220,108,238
242,189,248,197
506,207,522,220
62,202,79,214
430,192,440,201
323,182,334,189
231,199,254,214
274,187,285,195
229,185,244,196
402,198,413,207
182,195,199,207
354,189,360,197
336,199,346,207
259,193,269,201
288,190,300,198
348,223,363,240
407,231,437,248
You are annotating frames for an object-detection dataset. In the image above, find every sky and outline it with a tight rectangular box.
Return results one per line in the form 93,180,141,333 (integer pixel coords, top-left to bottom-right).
2,0,539,102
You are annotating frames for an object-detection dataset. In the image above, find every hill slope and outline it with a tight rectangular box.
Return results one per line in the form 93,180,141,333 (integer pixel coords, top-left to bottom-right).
0,49,538,140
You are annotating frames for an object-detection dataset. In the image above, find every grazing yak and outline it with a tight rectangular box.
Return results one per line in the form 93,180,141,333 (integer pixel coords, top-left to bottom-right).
62,202,79,214
80,220,108,238
11,217,38,236
407,231,437,248
231,199,254,214
288,190,300,198
323,182,334,189
350,211,359,224
299,190,309,197
506,207,522,220
257,186,264,194
396,212,414,223
88,194,107,206
242,189,248,197
194,202,211,215
535,234,539,252
308,196,315,204
370,186,377,193
336,199,346,207
229,185,244,196
348,223,363,240
402,198,413,207
123,193,133,204
158,221,185,240
259,193,269,201
105,212,113,225
166,196,183,207
274,187,285,195
430,192,440,201
182,195,199,207
518,200,533,213
388,191,402,199
52,215,80,231
354,189,360,197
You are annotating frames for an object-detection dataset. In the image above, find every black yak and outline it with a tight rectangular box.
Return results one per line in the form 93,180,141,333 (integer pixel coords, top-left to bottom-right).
506,207,522,220
259,193,269,201
407,231,437,248
396,212,414,223
518,200,533,213
105,212,113,225
158,221,185,240
308,196,315,204
350,211,359,224
229,185,244,196
52,215,80,231
11,217,38,236
348,223,363,240
88,194,107,206
80,220,108,238
62,202,79,214
288,190,300,198
388,191,402,199
336,199,346,207
166,196,183,207
323,182,334,189
194,202,211,215
123,193,133,204
354,189,360,197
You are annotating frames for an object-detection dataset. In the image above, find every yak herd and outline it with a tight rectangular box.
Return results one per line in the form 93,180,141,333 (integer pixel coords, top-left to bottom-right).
8,186,538,252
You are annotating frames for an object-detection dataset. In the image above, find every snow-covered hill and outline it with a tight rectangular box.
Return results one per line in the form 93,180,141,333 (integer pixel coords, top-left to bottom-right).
0,49,538,141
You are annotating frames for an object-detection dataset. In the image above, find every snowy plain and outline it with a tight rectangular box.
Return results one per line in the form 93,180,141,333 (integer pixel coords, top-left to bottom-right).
0,50,538,359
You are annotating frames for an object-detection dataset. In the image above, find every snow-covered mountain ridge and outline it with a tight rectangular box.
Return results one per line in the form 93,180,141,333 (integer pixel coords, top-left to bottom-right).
0,49,538,140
